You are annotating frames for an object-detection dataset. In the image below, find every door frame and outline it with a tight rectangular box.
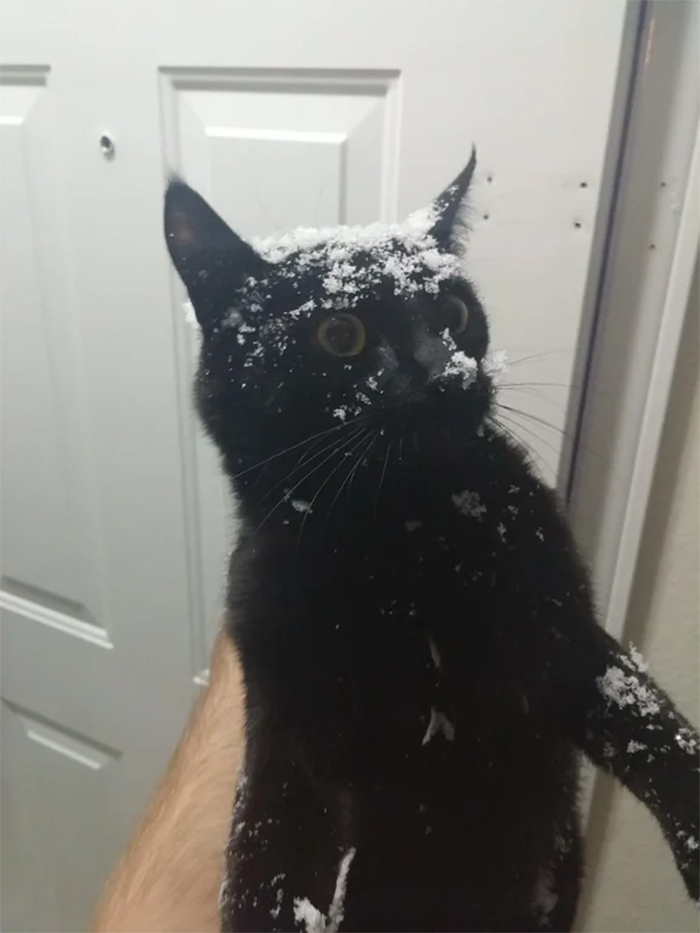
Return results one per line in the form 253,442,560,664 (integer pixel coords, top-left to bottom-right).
565,0,699,642
562,0,699,858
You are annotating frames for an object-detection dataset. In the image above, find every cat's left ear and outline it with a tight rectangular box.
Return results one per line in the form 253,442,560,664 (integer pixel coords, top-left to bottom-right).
427,147,477,255
164,178,271,330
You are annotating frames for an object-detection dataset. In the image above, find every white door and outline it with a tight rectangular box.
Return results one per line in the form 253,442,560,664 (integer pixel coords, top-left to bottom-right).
0,2,627,929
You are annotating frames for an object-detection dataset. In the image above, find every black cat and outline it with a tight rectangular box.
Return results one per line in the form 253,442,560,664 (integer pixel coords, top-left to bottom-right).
164,151,699,932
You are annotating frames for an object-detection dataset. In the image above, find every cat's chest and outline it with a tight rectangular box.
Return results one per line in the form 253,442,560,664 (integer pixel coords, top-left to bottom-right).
321,492,541,615
231,473,574,750
235,479,561,661
238,509,533,707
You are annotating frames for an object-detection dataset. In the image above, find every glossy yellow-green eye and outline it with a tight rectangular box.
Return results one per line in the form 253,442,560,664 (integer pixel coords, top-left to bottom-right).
438,295,470,335
317,313,366,357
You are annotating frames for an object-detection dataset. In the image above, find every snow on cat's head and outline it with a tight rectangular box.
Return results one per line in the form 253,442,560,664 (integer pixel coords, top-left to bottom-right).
164,150,499,473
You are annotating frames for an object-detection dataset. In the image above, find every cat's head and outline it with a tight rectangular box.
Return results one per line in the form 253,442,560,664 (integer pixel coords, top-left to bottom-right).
164,150,498,484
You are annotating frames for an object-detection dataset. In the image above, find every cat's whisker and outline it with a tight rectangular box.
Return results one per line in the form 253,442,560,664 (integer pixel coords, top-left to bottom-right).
294,431,337,469
497,410,564,465
232,421,350,479
505,349,573,368
293,413,369,469
250,461,270,491
374,441,393,518
500,381,575,391
297,429,371,549
254,429,368,533
497,402,615,484
502,375,634,410
339,430,379,509
490,415,553,483
294,425,354,470
259,426,366,504
325,433,372,527
499,385,568,414
498,402,611,472
498,404,569,437
497,427,553,485
347,431,380,497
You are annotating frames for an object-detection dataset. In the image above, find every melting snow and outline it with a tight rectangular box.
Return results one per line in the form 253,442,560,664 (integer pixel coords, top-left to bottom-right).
293,847,356,933
422,707,455,744
252,205,461,305
294,898,326,933
531,866,559,928
442,351,477,389
628,644,648,673
428,637,442,671
440,328,457,352
451,490,487,521
270,886,284,919
627,740,647,753
677,830,699,853
675,727,698,754
554,832,571,855
482,349,508,380
597,666,661,717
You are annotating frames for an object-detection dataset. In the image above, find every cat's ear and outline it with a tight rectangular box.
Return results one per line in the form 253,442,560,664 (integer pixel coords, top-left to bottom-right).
427,147,477,255
164,178,270,329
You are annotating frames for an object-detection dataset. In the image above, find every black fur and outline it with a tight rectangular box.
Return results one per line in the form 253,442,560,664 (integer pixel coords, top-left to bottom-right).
164,156,699,932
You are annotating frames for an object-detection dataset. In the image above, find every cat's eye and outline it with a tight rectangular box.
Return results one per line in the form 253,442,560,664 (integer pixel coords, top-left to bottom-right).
317,313,367,357
437,295,470,336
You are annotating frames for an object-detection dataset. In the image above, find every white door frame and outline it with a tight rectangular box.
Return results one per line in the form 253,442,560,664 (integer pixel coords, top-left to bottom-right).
566,0,699,641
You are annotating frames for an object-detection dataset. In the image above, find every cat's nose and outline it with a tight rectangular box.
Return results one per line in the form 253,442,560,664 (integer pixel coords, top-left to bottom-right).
413,333,451,382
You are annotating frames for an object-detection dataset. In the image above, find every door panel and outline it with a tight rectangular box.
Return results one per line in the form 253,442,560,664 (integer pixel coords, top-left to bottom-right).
160,65,402,670
0,67,104,621
0,3,627,929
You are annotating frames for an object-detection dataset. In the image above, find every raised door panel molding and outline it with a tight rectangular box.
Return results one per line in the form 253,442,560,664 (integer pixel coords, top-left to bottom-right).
1,699,127,933
0,65,108,635
159,67,401,674
2,700,121,772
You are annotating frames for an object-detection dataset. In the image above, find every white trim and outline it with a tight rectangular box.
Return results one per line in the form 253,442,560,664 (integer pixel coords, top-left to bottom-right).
568,0,700,638
207,127,347,144
605,129,699,638
570,0,700,857
0,589,113,649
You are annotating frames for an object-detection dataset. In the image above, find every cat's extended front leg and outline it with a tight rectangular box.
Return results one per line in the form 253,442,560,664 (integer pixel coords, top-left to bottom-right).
543,620,699,902
219,747,354,933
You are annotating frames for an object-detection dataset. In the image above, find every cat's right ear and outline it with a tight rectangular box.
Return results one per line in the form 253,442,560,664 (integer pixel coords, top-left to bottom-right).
426,148,477,256
164,178,270,330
